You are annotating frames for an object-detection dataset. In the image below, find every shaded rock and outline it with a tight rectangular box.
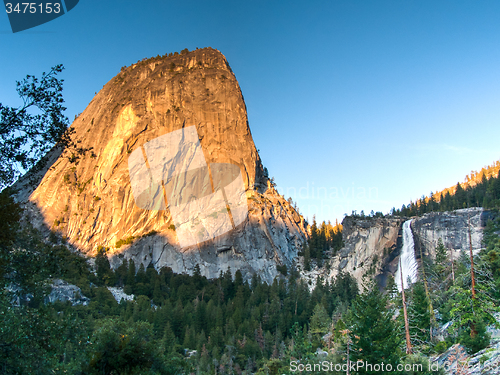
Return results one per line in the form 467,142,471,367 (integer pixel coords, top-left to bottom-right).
326,217,403,287
5,283,33,306
412,208,493,260
45,279,89,306
435,340,500,374
316,209,493,290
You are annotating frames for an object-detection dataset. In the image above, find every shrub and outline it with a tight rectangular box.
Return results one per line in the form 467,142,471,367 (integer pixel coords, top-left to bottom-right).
116,236,136,249
434,340,449,354
49,231,58,243
276,264,288,276
143,230,158,237
459,321,491,354
123,285,133,295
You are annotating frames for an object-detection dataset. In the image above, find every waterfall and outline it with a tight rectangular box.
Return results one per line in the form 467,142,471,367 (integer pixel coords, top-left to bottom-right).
395,219,419,291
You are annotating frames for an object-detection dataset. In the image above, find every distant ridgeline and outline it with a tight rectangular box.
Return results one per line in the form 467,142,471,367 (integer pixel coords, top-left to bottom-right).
392,160,500,217
349,160,500,219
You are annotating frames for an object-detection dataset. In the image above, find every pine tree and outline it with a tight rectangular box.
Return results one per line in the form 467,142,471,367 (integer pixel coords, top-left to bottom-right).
193,263,203,290
183,326,196,349
95,246,113,286
0,190,21,281
493,172,500,202
222,268,234,300
443,191,452,211
125,260,136,294
385,274,398,296
162,322,176,354
195,300,207,333
196,330,207,353
310,216,319,259
234,269,244,289
428,192,436,212
435,238,448,276
288,322,313,361
171,299,184,338
303,244,311,271
310,303,330,339
346,281,402,374
153,303,170,339
419,195,427,214
408,281,432,348
455,183,466,209
115,258,129,287
136,263,147,284
152,278,163,305
447,284,497,353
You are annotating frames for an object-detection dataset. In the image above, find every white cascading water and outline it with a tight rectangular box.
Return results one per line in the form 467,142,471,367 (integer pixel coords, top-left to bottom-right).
395,219,419,291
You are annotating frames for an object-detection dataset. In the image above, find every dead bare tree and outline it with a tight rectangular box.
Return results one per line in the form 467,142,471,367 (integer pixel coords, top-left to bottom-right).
468,209,477,337
399,258,413,354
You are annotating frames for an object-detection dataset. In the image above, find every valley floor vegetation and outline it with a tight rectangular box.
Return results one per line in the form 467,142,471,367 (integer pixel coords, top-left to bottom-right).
2,183,500,374
0,187,361,374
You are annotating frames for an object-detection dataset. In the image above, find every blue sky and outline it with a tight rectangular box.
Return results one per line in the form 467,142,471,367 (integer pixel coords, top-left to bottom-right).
1,0,499,224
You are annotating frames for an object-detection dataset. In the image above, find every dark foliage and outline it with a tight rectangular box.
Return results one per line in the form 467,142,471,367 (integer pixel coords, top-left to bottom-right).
0,65,91,190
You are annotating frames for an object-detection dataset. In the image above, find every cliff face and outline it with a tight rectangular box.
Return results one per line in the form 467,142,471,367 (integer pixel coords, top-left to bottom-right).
108,184,306,283
325,217,404,285
14,48,307,283
412,207,493,259
320,208,493,287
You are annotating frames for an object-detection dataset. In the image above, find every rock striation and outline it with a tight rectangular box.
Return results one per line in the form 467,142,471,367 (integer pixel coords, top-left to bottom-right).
327,216,404,286
297,216,404,290
318,208,493,288
412,207,493,259
14,48,307,283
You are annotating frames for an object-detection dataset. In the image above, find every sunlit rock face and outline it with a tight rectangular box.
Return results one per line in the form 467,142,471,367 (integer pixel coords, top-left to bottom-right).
14,48,307,283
